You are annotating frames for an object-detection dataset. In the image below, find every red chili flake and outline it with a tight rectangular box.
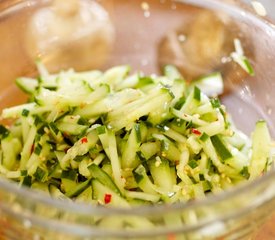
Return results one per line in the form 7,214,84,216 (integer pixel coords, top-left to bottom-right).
191,128,201,135
175,160,180,166
30,143,35,154
104,193,112,204
167,233,176,240
81,137,88,144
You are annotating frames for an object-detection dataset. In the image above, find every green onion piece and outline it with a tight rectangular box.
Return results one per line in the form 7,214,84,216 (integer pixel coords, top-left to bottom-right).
22,109,30,117
188,160,198,169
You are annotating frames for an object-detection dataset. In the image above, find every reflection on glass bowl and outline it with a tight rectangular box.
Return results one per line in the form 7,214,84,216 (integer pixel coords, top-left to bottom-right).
0,0,275,240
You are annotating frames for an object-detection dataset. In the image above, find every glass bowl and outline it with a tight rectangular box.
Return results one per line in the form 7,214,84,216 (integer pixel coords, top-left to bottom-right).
0,0,275,239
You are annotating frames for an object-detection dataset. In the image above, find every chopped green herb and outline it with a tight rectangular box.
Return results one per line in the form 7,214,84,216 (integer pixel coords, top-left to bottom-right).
188,160,198,169
34,144,42,155
22,176,32,187
37,125,46,135
0,125,9,138
21,170,28,177
61,170,77,181
199,174,205,181
34,167,47,182
240,166,250,179
49,122,59,135
34,115,43,126
21,109,30,117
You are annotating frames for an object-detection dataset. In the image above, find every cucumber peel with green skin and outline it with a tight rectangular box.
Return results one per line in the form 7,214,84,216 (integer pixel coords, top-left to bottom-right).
0,63,273,207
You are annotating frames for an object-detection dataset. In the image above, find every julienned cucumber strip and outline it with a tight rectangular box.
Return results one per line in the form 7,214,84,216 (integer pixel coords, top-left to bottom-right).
0,63,273,209
249,120,271,179
231,38,255,76
16,77,38,94
88,164,121,195
211,135,233,162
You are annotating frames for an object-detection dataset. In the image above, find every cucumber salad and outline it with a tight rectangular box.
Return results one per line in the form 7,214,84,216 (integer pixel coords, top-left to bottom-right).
0,62,273,207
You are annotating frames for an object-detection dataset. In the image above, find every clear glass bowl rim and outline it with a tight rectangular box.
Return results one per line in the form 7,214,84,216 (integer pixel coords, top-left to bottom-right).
0,0,275,217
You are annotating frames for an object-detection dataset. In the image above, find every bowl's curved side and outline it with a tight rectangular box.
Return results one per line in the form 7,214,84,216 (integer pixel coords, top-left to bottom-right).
0,0,275,239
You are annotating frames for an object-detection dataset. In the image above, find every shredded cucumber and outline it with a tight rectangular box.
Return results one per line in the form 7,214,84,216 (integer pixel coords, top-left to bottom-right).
231,38,255,76
0,63,273,210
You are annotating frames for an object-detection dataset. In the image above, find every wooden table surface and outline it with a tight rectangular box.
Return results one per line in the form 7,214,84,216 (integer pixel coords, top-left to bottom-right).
255,214,275,239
